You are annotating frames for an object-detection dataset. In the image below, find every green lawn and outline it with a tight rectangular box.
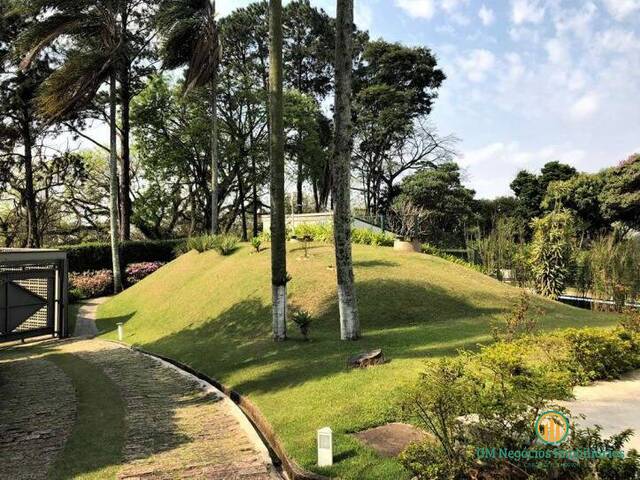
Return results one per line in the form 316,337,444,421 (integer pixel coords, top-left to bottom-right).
96,243,617,479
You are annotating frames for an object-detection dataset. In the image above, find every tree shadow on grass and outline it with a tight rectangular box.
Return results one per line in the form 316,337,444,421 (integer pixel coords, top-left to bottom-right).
353,260,400,268
140,279,504,396
95,311,136,336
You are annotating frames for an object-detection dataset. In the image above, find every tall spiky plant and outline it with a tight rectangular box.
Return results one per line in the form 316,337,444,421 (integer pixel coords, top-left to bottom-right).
17,0,123,292
156,0,221,234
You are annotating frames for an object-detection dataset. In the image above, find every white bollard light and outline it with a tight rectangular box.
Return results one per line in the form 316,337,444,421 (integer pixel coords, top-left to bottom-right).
117,322,124,341
317,427,333,467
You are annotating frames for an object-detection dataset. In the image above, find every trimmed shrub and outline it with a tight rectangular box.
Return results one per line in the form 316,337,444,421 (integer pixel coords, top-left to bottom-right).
288,223,394,246
561,328,640,383
61,239,184,272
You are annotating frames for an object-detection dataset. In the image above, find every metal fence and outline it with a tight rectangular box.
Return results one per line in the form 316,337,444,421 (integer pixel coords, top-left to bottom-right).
0,249,69,342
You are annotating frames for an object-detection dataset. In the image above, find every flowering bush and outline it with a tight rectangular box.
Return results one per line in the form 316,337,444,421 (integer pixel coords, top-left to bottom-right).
69,269,113,300
126,261,165,285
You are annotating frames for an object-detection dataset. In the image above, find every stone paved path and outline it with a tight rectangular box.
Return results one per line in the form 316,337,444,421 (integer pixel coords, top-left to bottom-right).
0,355,76,480
0,339,282,479
560,369,640,452
73,297,109,337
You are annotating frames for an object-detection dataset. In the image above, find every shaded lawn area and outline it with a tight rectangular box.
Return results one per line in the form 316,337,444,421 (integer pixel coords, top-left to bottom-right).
96,243,618,479
48,353,125,480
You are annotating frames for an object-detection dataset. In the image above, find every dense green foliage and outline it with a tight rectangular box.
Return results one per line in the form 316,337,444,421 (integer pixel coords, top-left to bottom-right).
61,239,183,272
290,223,396,247
400,321,640,479
394,163,476,246
600,154,640,230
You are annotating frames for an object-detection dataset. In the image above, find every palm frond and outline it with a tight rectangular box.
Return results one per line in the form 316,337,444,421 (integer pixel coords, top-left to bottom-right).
36,48,113,121
18,13,81,69
156,0,220,93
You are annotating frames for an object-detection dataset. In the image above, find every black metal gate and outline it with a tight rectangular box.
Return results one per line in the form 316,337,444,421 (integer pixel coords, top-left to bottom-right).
0,250,68,342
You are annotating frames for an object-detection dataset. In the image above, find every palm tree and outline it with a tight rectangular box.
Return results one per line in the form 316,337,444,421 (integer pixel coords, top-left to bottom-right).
18,0,123,292
269,0,287,341
333,0,360,340
156,0,221,234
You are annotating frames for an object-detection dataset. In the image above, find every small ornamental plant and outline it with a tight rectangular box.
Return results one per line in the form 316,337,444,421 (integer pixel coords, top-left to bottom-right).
291,309,313,341
251,236,262,253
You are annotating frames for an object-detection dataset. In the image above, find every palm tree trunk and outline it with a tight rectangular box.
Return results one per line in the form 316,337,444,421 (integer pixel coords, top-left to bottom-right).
296,153,303,213
119,61,132,241
333,0,359,340
21,114,39,248
119,7,131,241
252,155,259,237
109,73,123,293
269,0,287,341
210,74,219,234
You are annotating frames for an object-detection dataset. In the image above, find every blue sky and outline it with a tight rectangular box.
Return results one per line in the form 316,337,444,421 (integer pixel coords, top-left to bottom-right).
220,0,640,198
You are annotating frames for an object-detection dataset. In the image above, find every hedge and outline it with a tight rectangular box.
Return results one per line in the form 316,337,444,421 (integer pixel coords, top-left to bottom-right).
60,239,184,272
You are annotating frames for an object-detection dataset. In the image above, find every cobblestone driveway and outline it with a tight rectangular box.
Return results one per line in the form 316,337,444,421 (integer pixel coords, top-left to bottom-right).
0,339,282,480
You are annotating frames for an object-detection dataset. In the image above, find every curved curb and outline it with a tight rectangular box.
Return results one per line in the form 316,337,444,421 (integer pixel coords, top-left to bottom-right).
107,341,331,480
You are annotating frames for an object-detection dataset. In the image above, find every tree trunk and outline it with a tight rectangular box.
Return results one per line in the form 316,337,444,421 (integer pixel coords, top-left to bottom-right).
312,180,320,212
269,0,287,341
252,156,259,237
119,14,131,241
237,167,248,241
22,114,38,248
296,155,303,213
109,74,123,293
333,0,359,340
210,75,219,234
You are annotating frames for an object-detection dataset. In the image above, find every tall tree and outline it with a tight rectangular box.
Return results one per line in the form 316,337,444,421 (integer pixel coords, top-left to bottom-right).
156,0,221,234
333,0,359,340
600,154,640,231
17,0,125,291
0,1,50,247
269,0,287,340
352,40,446,215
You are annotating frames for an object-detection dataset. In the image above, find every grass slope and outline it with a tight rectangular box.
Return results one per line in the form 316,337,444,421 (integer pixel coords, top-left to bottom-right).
97,243,616,479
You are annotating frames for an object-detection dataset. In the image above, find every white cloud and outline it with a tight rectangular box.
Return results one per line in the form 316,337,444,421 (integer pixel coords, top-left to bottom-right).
478,5,495,26
511,0,545,24
567,70,587,91
545,38,571,64
505,53,525,80
395,0,435,19
597,28,639,51
457,49,496,82
570,92,600,120
554,3,597,40
602,0,640,20
441,0,468,13
462,142,587,170
355,0,373,31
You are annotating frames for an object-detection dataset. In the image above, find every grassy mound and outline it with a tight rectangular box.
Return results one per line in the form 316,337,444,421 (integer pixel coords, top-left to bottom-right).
97,243,616,479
